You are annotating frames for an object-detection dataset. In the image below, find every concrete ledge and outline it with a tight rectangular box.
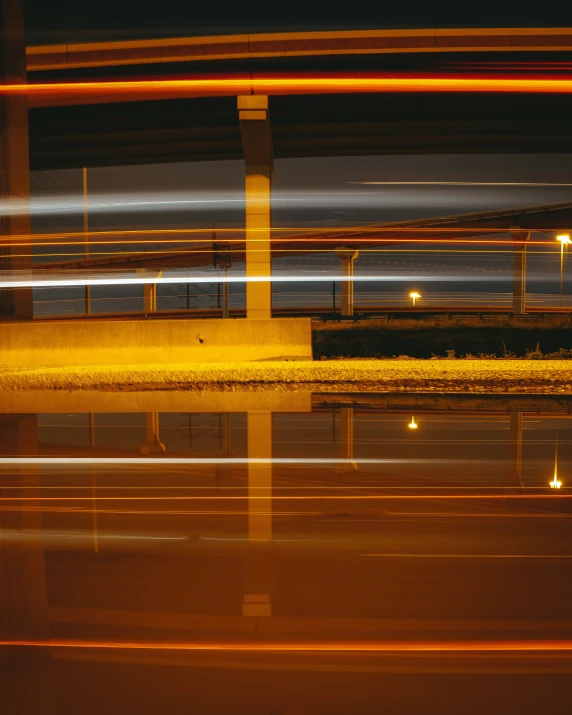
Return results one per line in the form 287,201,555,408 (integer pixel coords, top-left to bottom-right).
0,317,312,368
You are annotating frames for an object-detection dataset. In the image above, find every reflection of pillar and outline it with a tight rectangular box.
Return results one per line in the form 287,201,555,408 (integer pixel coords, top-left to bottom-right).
510,411,524,488
238,96,274,321
337,407,358,471
336,248,359,317
140,412,166,455
0,414,53,711
0,0,33,320
244,410,273,616
247,410,272,542
510,228,530,315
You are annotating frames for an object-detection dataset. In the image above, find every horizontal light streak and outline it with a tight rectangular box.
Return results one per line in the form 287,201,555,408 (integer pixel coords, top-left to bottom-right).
0,456,550,467
5,74,572,97
364,553,572,558
0,273,530,289
0,529,187,543
1,495,570,502
353,181,572,187
2,638,572,653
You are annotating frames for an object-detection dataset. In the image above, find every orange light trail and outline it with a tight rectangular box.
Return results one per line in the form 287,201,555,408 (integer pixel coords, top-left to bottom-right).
4,74,572,99
0,495,570,502
2,638,572,653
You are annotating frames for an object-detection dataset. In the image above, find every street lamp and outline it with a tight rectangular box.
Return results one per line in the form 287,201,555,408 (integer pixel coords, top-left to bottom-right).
408,416,418,430
409,291,421,307
556,234,571,307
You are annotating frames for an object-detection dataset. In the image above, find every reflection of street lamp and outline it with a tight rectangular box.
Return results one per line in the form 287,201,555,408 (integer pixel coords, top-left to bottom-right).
409,292,421,307
408,416,418,430
556,234,571,307
550,473,562,489
550,437,562,489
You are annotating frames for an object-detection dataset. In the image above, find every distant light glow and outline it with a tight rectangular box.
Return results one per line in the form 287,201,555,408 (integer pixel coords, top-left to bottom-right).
408,417,418,430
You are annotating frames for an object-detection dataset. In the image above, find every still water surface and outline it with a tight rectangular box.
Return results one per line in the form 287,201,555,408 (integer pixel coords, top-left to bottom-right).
1,391,572,713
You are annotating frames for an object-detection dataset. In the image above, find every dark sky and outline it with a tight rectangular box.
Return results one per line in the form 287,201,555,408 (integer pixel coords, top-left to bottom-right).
24,0,572,44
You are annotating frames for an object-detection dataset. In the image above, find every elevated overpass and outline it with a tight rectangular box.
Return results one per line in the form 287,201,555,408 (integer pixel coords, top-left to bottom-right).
4,8,572,343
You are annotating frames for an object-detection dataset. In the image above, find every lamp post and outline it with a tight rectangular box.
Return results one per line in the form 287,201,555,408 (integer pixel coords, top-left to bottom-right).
556,234,571,307
409,291,421,307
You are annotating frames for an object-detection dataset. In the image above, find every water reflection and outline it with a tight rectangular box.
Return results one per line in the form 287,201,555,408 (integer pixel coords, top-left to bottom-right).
2,392,572,713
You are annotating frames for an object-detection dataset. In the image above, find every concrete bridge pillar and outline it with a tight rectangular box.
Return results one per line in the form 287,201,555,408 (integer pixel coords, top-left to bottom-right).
0,0,33,320
510,228,530,315
238,96,274,320
336,247,359,316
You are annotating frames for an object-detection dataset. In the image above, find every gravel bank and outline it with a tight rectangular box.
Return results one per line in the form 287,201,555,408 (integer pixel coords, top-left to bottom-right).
1,360,572,393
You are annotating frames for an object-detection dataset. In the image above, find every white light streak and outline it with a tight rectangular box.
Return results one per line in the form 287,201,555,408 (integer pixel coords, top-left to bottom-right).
0,273,511,289
0,457,520,467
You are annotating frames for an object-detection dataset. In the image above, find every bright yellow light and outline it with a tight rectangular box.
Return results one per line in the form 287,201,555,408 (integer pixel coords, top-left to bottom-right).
409,291,421,306
557,234,571,244
408,417,418,430
550,474,562,489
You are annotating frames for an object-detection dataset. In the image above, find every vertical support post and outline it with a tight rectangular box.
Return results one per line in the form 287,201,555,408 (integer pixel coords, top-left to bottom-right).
336,247,359,317
510,228,529,316
238,96,274,321
83,166,91,315
510,411,524,489
223,267,230,318
0,0,33,319
139,269,162,313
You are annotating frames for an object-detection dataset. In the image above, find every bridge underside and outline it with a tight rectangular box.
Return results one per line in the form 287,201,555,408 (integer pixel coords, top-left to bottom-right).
29,89,572,171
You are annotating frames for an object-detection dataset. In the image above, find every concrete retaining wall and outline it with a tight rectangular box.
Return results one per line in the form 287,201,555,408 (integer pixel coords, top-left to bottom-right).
0,317,312,368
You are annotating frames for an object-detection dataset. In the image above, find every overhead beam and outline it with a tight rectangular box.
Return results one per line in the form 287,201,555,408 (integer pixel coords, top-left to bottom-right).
26,28,572,72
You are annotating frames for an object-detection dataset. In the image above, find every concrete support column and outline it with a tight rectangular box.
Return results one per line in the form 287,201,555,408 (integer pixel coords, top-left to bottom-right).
336,247,359,317
0,0,33,319
238,96,274,320
510,411,524,489
510,228,530,315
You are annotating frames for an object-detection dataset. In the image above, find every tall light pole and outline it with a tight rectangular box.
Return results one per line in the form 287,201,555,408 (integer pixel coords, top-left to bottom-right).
556,234,571,307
